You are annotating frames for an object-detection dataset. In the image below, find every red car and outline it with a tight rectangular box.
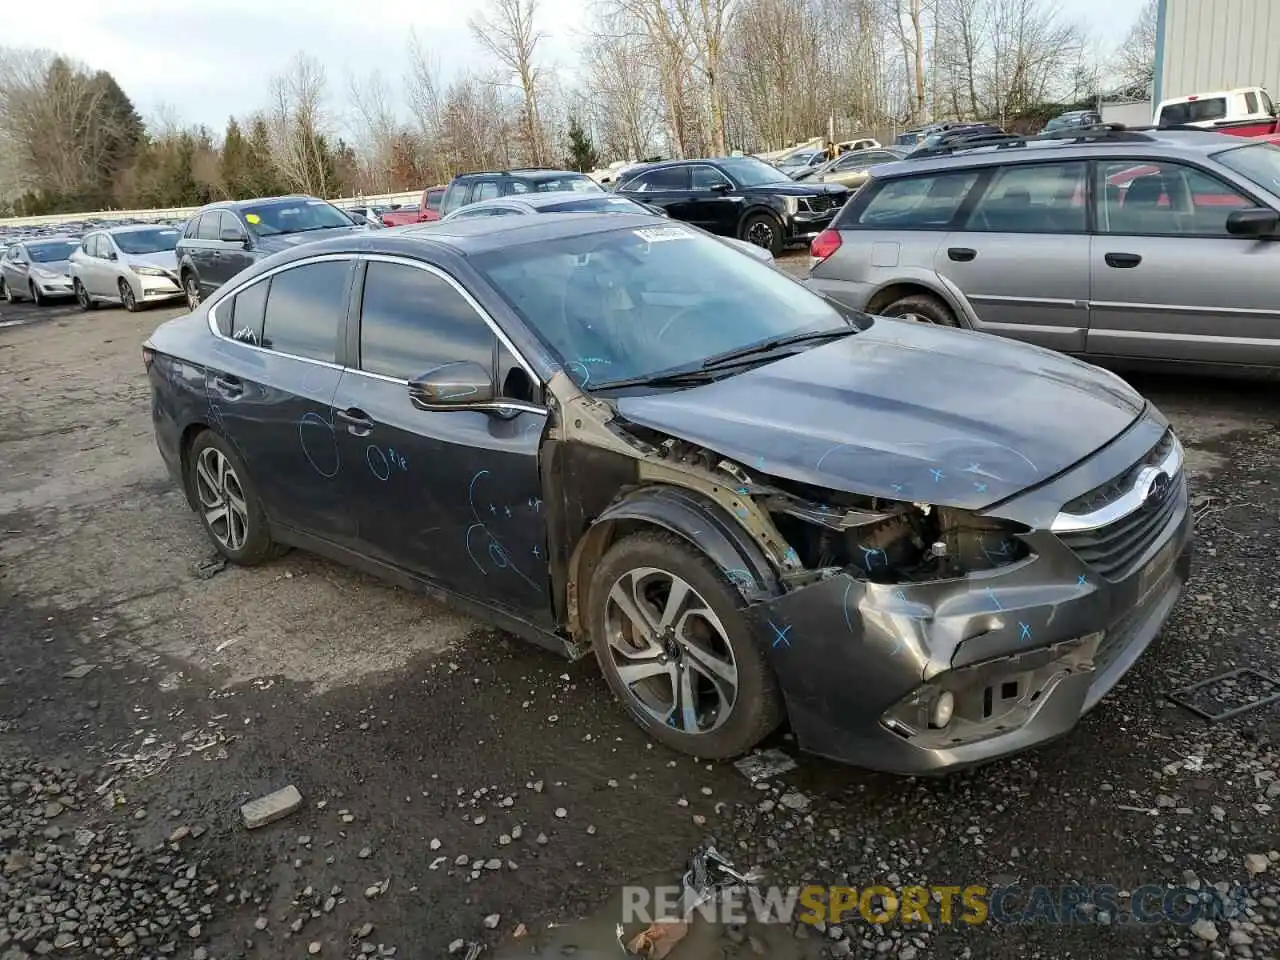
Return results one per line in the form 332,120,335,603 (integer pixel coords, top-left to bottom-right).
380,204,422,227
419,185,446,221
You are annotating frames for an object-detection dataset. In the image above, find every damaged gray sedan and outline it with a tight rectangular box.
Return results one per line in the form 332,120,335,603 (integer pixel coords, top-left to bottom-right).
144,213,1192,775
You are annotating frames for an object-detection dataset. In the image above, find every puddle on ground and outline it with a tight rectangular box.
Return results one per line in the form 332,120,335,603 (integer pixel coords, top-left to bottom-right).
492,874,826,960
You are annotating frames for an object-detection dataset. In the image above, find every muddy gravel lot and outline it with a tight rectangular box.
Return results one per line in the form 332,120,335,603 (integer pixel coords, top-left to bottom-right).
2,269,1279,960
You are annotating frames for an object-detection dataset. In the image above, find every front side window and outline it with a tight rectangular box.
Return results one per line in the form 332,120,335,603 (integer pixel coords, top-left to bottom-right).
851,171,980,229
217,212,246,240
1096,160,1253,236
440,183,467,217
690,166,732,191
114,227,181,254
259,260,353,361
196,214,221,241
358,262,495,381
965,161,1087,233
239,199,353,237
472,223,850,390
81,235,99,257
623,167,688,192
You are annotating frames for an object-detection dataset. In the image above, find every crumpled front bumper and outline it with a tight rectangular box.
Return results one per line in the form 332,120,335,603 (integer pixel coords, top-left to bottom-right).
745,480,1193,775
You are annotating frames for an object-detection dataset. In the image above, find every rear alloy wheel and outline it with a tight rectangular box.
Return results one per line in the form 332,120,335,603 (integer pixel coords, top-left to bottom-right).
187,431,282,565
119,278,139,312
740,212,785,257
73,279,96,312
29,281,45,307
589,531,783,759
880,292,959,327
183,273,201,311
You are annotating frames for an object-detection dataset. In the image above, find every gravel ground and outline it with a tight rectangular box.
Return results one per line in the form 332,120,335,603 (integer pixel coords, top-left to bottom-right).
1,284,1277,960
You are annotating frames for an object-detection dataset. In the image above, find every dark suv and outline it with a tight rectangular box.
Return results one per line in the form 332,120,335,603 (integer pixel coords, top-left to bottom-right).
437,168,603,219
613,155,850,255
176,196,363,308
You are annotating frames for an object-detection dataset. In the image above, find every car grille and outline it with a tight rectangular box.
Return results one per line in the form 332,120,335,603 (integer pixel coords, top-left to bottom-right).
802,194,843,213
1060,430,1175,517
1056,457,1184,581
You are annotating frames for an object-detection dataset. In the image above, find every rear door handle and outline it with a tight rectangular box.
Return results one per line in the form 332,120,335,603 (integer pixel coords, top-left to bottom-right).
336,407,374,436
212,374,242,397
947,247,977,262
1104,252,1142,268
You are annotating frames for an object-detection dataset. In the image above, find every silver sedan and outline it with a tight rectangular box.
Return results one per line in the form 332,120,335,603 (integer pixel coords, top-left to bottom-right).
1,237,80,305
69,224,183,312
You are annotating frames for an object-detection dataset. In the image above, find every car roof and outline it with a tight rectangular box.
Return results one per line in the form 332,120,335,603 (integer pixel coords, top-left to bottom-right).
453,169,588,182
871,128,1256,179
464,193,640,213
201,195,319,211
105,222,180,235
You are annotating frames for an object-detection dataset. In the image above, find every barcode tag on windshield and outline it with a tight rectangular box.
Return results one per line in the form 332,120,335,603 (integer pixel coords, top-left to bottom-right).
633,226,690,243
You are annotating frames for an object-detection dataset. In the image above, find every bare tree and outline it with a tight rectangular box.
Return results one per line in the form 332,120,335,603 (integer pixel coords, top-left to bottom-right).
1111,0,1157,94
470,0,547,165
676,0,735,154
268,52,334,196
347,70,399,191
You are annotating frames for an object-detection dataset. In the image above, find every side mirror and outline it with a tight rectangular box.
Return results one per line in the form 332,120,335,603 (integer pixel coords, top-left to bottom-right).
408,361,495,410
220,228,248,245
107,250,118,261
709,181,733,194
1226,207,1279,238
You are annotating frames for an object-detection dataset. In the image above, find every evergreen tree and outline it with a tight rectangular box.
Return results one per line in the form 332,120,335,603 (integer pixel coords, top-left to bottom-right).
220,118,250,198
244,116,284,197
564,116,600,173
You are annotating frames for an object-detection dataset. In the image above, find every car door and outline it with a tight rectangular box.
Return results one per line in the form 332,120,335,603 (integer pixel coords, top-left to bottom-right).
617,166,692,217
1087,158,1280,366
934,160,1091,353
204,255,358,542
70,235,98,295
675,164,742,235
329,256,551,621
216,211,255,284
191,213,222,296
93,234,122,297
4,244,30,294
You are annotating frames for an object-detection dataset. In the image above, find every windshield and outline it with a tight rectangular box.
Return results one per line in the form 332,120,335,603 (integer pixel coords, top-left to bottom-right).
472,223,850,390
28,240,78,262
240,199,354,236
1215,142,1280,194
541,196,648,214
1158,97,1228,125
716,156,792,187
114,228,180,254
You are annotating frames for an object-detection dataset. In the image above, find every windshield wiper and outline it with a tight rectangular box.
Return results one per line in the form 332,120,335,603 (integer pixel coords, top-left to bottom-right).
589,368,721,390
700,327,856,371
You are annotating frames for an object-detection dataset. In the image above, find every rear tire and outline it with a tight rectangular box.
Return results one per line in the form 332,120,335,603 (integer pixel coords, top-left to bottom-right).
74,279,96,311
588,531,784,759
739,212,785,257
879,292,959,327
186,430,284,566
119,279,139,312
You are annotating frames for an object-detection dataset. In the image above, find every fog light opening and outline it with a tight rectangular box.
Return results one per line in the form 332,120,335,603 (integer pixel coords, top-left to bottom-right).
929,691,955,729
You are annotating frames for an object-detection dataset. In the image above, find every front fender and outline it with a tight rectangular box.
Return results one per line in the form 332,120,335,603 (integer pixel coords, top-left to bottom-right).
567,484,784,639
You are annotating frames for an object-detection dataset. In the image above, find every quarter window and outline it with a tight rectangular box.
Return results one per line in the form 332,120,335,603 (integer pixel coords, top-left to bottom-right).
260,260,353,362
358,262,496,381
225,278,270,343
849,171,979,228
965,161,1087,233
1096,160,1253,236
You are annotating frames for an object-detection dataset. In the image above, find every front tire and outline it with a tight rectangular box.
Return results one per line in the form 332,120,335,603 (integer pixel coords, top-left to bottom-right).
183,272,201,311
119,278,139,312
739,212,785,257
588,531,784,759
186,431,281,566
29,281,45,307
74,279,96,311
880,292,959,327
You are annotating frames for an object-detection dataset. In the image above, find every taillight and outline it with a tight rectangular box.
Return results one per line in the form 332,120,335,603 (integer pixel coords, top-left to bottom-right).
810,229,841,262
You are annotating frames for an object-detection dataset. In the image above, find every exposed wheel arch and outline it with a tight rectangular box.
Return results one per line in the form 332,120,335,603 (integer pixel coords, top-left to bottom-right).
865,282,966,327
566,484,783,643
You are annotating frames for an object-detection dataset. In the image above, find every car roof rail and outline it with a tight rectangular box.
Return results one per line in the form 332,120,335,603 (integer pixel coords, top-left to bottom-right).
908,132,1023,158
907,123,1172,160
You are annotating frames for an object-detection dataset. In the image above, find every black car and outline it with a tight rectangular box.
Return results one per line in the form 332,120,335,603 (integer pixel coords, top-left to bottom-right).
613,156,850,255
144,213,1191,775
437,168,604,219
176,196,364,309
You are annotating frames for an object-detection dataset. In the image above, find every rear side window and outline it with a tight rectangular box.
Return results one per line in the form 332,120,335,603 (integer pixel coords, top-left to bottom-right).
846,171,979,229
475,181,501,202
358,261,496,380
226,278,270,343
260,260,353,362
965,161,1087,234
1158,97,1227,125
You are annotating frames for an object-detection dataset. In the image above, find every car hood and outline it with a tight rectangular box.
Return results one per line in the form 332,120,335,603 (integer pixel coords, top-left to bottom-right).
255,225,365,252
31,259,71,274
615,320,1145,511
745,181,849,198
126,251,178,271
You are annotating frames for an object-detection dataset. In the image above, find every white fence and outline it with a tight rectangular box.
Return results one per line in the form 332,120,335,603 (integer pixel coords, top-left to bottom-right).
0,190,425,228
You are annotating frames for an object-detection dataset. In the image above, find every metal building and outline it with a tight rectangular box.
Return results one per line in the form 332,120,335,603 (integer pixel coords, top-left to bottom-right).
1155,0,1280,105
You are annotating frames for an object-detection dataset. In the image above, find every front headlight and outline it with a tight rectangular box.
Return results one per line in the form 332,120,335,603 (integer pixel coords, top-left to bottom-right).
31,267,59,280
782,196,800,216
135,266,169,277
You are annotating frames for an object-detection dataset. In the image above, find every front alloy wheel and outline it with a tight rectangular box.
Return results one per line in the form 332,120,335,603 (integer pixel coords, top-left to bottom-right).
194,446,249,553
184,274,200,310
74,279,94,311
119,279,138,312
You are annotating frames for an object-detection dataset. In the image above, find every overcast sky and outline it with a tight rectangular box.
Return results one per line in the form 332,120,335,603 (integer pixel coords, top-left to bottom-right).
6,0,1149,134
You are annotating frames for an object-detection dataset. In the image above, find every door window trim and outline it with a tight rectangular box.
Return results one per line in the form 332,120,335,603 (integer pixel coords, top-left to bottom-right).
1089,157,1270,239
346,254,545,414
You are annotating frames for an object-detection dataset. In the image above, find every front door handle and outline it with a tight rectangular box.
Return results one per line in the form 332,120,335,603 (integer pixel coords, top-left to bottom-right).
1104,252,1142,268
336,407,374,436
948,247,977,262
212,374,242,397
